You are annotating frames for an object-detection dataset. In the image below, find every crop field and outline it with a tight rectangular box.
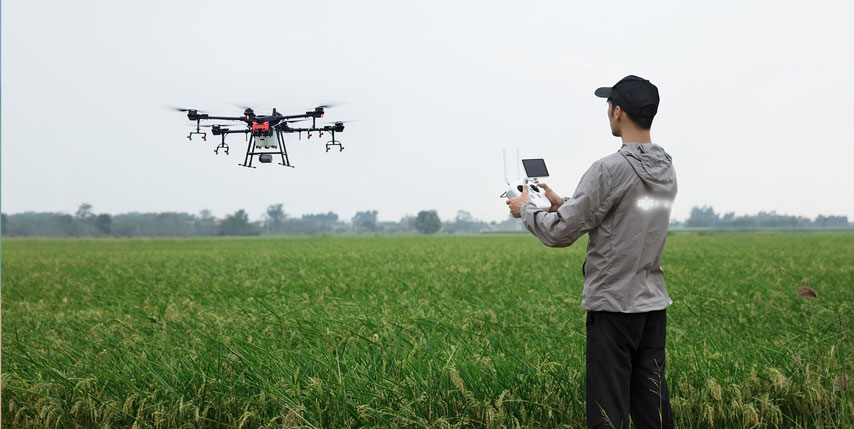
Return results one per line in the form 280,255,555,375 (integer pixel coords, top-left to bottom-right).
1,234,853,428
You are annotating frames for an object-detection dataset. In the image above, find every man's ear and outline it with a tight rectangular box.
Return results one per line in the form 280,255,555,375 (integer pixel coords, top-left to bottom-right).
612,104,623,121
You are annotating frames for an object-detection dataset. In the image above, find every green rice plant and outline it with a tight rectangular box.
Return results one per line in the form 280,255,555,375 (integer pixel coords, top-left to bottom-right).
1,234,852,427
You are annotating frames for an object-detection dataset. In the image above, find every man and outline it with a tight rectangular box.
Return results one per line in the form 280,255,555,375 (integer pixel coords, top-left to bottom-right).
506,75,677,428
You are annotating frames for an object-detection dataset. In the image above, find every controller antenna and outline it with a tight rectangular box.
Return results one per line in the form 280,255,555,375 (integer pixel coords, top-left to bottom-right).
503,148,522,184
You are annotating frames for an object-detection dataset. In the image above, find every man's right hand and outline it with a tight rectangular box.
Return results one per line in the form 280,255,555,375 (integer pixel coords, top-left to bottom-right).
538,183,563,212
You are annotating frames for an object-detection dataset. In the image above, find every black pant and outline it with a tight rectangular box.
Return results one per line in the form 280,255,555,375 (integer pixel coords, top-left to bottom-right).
586,309,674,429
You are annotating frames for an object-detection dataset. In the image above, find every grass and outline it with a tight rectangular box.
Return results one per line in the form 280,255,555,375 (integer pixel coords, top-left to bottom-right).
1,234,852,427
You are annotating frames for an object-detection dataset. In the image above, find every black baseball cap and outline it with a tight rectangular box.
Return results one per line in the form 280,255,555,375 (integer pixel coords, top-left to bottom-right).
595,75,659,120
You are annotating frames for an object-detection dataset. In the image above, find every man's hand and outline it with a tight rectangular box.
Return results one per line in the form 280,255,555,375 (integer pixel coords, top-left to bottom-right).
538,183,563,212
506,185,530,218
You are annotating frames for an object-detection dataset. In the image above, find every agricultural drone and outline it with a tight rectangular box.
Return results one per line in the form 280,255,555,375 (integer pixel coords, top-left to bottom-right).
171,105,349,168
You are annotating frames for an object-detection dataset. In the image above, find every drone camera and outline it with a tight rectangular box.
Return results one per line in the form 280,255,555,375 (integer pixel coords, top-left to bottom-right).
258,154,273,163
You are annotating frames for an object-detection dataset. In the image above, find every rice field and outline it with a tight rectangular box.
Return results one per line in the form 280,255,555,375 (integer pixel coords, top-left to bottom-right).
1,234,852,427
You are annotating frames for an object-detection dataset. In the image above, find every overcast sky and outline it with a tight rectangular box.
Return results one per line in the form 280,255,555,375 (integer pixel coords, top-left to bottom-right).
2,0,852,223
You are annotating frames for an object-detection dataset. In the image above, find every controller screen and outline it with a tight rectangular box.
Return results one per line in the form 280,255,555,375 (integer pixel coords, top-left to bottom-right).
522,159,549,178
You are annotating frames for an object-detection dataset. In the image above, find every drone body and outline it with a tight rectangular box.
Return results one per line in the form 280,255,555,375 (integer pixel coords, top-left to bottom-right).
174,105,348,168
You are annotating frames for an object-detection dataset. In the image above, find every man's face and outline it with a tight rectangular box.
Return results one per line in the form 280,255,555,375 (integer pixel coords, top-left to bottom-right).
607,101,621,137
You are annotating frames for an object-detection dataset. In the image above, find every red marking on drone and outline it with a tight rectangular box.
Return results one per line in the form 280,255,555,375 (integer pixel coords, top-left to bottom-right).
252,122,270,132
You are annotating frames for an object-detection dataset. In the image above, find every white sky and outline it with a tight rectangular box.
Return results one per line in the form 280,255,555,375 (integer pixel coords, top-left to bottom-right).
2,0,852,223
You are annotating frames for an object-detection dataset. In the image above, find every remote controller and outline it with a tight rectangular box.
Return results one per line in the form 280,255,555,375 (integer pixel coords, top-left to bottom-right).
505,179,552,210
501,153,554,211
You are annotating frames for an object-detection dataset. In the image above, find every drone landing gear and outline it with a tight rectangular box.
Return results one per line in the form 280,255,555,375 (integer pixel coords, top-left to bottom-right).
239,135,258,168
239,130,294,168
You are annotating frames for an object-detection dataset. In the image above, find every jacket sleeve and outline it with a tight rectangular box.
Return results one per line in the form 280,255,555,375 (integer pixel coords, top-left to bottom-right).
521,161,615,247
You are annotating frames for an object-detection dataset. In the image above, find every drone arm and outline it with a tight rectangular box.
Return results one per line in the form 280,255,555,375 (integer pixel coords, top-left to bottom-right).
287,125,342,133
217,129,251,135
202,115,247,121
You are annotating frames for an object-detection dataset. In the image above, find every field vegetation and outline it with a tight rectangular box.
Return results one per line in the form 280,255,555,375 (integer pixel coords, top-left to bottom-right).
2,234,852,427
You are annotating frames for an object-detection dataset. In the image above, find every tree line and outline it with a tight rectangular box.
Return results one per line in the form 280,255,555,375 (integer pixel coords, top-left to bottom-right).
672,206,851,228
0,204,524,237
3,204,849,237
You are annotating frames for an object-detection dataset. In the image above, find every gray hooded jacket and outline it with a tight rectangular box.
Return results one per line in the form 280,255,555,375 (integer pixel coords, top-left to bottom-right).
521,143,677,313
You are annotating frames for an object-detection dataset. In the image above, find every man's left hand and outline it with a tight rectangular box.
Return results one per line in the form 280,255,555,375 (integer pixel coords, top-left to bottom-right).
506,185,530,218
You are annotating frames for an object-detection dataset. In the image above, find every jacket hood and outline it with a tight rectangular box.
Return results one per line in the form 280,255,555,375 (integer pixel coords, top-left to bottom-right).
618,143,676,194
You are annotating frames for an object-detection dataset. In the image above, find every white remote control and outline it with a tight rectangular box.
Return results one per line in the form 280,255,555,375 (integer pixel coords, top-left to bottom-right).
505,179,552,210
501,153,553,211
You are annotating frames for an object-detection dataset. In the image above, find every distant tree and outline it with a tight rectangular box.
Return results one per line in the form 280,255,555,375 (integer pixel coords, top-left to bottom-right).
816,215,849,227
685,206,719,227
302,212,338,223
797,217,813,227
195,209,218,236
75,203,94,220
731,215,757,228
831,216,850,227
452,210,476,233
496,213,523,231
95,214,112,235
59,214,78,236
352,210,378,232
109,212,198,237
219,209,261,236
757,211,798,227
156,212,197,236
265,204,286,232
1,213,8,235
415,210,441,234
455,210,474,224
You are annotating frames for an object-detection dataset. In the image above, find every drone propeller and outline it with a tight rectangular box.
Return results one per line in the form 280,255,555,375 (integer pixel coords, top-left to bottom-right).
270,117,309,124
317,101,347,108
165,104,206,113
231,103,287,115
323,120,357,124
232,103,267,113
273,119,310,129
